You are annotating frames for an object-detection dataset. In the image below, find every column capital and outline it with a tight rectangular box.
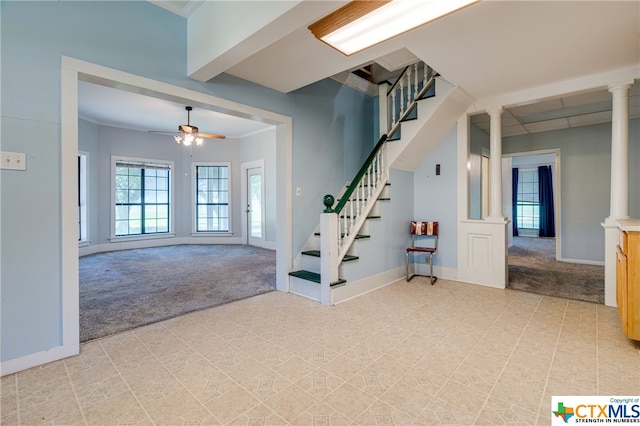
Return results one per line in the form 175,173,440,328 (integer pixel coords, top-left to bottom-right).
486,107,503,117
608,81,634,94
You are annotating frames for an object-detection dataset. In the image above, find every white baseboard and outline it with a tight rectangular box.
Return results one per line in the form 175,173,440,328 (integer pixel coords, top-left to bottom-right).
80,236,248,256
1,343,79,377
558,257,604,266
332,266,405,305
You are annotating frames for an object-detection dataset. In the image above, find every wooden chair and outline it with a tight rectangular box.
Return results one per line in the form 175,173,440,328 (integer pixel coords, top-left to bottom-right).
406,221,438,284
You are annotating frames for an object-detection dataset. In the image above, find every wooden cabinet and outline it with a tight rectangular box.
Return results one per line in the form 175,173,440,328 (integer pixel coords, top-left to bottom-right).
617,220,640,340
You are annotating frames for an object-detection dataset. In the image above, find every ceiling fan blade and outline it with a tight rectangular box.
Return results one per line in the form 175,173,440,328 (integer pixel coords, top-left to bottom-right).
197,132,226,139
148,130,178,135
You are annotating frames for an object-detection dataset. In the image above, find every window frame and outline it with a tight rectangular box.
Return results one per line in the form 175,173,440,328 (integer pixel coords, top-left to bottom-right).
78,151,89,246
110,156,175,241
192,162,232,235
516,168,540,230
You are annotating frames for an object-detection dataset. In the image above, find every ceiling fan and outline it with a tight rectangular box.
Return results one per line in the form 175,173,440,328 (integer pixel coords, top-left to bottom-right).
149,106,225,145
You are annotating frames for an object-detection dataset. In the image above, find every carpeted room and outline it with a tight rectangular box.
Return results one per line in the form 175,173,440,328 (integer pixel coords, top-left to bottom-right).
79,244,276,342
77,89,281,343
507,236,604,304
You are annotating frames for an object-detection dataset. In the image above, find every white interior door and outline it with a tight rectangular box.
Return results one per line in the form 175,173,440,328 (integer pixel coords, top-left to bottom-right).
246,166,265,246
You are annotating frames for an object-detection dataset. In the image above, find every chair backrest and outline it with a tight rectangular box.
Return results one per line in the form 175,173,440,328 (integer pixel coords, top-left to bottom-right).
410,221,438,249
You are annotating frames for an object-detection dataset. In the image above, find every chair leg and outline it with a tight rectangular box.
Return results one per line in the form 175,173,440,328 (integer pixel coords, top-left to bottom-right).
428,253,437,285
406,252,412,282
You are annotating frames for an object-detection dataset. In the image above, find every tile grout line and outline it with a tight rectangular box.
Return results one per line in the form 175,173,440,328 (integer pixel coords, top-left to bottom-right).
161,317,284,424
359,289,506,423
532,298,569,426
471,294,547,424
61,359,89,425
11,373,21,425
97,338,156,425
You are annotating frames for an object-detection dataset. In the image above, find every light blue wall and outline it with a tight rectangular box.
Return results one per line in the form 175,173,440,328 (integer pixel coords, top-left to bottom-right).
79,122,278,247
1,1,374,361
413,126,458,269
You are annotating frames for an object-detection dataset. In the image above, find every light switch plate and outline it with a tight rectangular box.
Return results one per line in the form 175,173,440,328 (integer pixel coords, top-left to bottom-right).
1,151,27,171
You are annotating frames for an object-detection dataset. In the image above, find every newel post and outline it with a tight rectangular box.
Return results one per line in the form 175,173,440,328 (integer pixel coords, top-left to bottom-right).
320,195,338,305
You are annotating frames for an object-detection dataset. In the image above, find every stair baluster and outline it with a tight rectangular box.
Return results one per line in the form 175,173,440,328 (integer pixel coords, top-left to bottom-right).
291,61,438,304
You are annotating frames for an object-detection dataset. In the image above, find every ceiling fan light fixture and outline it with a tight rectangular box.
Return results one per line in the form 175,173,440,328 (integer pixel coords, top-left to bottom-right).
309,0,480,56
174,133,203,146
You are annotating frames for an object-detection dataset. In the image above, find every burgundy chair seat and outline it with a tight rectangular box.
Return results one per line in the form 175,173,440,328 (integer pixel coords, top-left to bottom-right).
406,247,436,253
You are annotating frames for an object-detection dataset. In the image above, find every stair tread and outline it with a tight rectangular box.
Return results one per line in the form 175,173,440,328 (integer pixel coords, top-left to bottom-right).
314,232,370,239
288,270,346,287
301,250,359,262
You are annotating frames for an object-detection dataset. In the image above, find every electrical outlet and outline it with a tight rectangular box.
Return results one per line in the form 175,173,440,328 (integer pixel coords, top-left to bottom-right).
1,151,27,171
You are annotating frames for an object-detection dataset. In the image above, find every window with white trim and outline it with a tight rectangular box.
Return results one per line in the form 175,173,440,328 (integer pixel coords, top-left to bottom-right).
113,158,172,237
516,169,539,230
78,153,88,242
195,163,230,232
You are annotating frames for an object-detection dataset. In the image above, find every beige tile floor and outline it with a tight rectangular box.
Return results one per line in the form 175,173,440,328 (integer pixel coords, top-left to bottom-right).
1,278,639,425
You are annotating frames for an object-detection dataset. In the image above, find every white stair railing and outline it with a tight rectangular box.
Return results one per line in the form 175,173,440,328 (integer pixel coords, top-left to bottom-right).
318,61,436,304
387,62,437,138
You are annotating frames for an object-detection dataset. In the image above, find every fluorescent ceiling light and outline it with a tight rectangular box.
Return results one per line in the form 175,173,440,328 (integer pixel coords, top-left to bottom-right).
309,0,480,56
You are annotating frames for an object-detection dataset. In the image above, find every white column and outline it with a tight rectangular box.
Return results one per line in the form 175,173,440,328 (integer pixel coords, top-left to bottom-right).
603,81,633,307
487,108,505,221
607,83,632,222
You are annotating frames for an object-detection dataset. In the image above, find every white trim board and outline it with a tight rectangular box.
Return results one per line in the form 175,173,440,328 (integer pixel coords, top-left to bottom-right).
1,56,293,376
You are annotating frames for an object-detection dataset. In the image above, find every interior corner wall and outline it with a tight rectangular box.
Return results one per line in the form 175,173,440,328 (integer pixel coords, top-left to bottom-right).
502,120,640,263
413,125,458,270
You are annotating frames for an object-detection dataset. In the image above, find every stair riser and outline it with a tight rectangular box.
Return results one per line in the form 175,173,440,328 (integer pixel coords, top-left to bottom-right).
289,276,321,302
301,256,321,273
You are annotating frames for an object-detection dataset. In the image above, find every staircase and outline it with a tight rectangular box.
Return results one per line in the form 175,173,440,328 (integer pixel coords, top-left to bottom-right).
289,61,472,304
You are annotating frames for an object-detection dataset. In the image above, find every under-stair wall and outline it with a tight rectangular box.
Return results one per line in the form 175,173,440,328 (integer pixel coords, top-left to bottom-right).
289,74,474,304
389,77,474,172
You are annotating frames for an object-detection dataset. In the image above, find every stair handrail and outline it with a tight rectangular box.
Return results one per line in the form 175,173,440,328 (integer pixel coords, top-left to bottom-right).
327,133,389,262
333,134,387,215
387,62,437,139
318,61,437,299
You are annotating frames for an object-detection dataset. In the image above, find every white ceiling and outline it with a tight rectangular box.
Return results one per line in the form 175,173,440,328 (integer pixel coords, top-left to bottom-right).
79,1,640,138
78,81,274,139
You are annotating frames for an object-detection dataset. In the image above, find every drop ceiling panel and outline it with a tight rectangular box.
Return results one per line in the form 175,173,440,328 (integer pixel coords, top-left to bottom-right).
523,118,569,133
562,89,610,107
567,110,612,127
509,98,564,116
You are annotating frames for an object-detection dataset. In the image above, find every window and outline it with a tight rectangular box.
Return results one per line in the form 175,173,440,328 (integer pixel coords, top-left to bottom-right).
113,158,172,237
195,164,230,232
78,153,88,242
516,169,539,230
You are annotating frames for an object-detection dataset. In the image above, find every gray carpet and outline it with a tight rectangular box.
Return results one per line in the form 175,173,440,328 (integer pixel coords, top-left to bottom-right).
508,236,604,304
80,244,276,342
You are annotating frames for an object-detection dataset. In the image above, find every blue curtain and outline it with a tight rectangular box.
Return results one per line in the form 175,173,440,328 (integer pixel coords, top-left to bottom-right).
512,168,519,236
538,165,555,237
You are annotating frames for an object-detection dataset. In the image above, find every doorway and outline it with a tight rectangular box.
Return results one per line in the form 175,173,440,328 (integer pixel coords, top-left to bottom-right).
52,58,293,373
242,160,266,247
